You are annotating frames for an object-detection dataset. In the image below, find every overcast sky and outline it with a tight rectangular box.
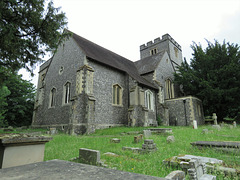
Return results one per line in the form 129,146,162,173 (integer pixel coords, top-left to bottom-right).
20,0,240,86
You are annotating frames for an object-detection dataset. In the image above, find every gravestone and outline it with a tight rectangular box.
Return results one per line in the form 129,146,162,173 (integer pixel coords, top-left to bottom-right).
193,120,197,129
143,130,151,138
49,128,57,135
167,136,175,143
212,113,217,125
134,134,143,143
233,121,237,128
188,158,216,180
0,160,166,179
212,125,221,130
165,170,185,180
202,129,208,134
0,134,52,169
142,139,157,152
110,138,120,143
191,141,240,154
79,148,100,165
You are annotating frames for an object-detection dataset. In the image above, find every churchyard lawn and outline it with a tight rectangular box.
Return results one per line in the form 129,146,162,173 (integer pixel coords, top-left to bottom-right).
43,125,240,179
1,125,239,179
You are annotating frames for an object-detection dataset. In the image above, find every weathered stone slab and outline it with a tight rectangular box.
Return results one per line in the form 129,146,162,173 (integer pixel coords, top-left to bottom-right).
177,155,223,165
110,138,120,143
143,130,151,137
148,128,172,134
212,125,221,130
0,134,52,169
191,141,240,149
165,170,185,180
79,148,100,165
0,160,167,179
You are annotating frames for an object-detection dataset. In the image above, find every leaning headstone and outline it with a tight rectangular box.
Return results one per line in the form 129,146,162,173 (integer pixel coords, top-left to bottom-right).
110,138,120,143
165,170,185,180
167,136,175,143
229,125,233,129
212,113,218,125
233,121,237,128
79,148,100,165
143,130,151,138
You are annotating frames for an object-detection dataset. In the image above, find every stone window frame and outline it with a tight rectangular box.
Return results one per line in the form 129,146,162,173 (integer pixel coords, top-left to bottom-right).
49,87,57,108
112,84,123,106
159,86,164,104
165,78,175,99
174,47,178,58
63,81,71,105
150,48,157,55
145,90,154,111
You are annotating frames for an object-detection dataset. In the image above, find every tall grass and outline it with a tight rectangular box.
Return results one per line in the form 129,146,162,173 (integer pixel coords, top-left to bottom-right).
43,125,240,178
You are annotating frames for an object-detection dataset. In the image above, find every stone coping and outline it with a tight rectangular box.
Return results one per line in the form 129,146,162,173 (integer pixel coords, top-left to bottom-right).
0,160,166,180
0,134,52,146
191,141,240,148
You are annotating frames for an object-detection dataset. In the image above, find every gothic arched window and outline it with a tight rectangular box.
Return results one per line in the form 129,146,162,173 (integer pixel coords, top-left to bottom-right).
113,84,122,105
49,88,56,107
165,79,174,99
145,90,154,110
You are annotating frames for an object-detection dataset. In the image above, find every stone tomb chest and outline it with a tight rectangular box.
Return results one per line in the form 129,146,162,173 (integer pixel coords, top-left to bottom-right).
0,134,52,169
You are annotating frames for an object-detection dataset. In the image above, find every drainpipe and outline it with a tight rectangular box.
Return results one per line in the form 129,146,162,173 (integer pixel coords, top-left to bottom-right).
183,99,187,126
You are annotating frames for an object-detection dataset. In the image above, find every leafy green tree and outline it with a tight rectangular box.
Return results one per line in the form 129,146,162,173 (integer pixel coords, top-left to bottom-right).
175,40,240,121
3,72,36,127
0,86,11,127
0,0,69,74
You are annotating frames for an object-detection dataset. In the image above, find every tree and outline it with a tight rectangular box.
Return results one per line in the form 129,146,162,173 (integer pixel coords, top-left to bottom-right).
0,0,69,75
175,40,240,121
0,85,11,127
2,70,36,127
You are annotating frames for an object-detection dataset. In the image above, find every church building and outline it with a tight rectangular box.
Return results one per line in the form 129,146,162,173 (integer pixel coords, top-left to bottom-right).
32,30,204,134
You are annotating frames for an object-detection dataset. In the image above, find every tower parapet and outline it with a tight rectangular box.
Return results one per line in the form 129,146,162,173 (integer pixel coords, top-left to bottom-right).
139,34,182,66
140,34,181,52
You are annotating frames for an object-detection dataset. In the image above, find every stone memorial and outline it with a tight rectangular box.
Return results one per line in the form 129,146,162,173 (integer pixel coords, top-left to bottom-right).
143,130,151,138
193,120,197,129
188,158,216,180
110,138,120,143
212,113,217,125
167,136,175,143
79,148,100,165
134,134,143,143
0,159,166,179
142,139,157,152
165,170,185,180
0,134,52,169
233,121,237,128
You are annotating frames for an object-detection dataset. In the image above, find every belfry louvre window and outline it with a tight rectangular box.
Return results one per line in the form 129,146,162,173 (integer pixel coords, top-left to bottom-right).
64,82,71,104
165,79,174,99
150,48,157,55
113,84,122,105
49,88,56,107
145,90,154,110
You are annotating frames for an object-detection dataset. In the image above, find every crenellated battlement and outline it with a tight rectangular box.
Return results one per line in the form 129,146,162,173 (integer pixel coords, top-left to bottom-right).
140,34,182,51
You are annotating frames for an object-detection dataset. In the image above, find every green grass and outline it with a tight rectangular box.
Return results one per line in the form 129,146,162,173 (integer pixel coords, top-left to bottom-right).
42,125,240,179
